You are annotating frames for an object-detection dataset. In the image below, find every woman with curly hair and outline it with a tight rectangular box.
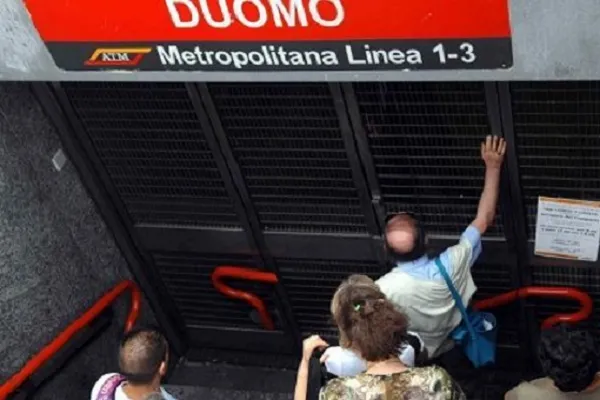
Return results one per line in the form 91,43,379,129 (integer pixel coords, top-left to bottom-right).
294,275,465,400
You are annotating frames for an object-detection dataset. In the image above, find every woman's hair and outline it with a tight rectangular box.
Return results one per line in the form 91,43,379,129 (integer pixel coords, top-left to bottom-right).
539,324,599,392
331,274,409,362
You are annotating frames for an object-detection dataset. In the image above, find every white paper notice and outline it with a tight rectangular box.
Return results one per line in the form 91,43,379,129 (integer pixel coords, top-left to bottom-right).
535,197,600,261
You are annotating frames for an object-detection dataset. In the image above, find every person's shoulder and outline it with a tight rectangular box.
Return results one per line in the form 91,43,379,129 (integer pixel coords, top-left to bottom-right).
404,366,465,398
406,366,459,388
321,376,355,399
322,374,397,399
505,379,555,400
410,365,453,379
90,373,120,400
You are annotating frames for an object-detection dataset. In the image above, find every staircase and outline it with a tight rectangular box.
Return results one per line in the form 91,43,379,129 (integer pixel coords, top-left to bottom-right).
165,362,295,400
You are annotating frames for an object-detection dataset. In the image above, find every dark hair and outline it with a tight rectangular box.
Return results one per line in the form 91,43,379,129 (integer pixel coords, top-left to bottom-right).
385,213,426,263
332,275,409,362
119,327,168,384
539,324,599,392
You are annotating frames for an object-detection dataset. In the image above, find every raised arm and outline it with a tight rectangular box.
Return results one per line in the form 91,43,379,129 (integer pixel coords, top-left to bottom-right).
471,136,506,235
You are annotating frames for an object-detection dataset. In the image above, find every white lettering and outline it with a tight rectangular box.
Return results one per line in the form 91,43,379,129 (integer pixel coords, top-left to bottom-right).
289,51,306,65
165,0,345,29
276,45,289,65
309,0,344,27
345,44,422,66
157,45,183,64
248,51,265,64
101,53,130,61
371,49,388,64
215,51,233,64
164,0,199,28
204,51,215,63
270,0,308,27
304,50,321,65
388,49,405,64
199,0,232,28
346,45,366,65
322,51,338,65
231,51,249,68
407,49,423,64
261,45,274,64
181,50,197,64
234,0,268,28
194,47,208,64
157,45,341,69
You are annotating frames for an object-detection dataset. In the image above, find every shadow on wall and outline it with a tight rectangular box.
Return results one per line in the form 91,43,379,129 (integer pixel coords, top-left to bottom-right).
0,82,153,399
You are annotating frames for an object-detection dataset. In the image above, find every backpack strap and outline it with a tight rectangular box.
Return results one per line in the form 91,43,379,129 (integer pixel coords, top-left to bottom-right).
96,374,126,400
434,258,477,340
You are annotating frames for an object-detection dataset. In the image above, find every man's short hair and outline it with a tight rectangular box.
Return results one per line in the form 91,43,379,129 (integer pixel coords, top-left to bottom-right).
539,324,598,392
119,327,168,384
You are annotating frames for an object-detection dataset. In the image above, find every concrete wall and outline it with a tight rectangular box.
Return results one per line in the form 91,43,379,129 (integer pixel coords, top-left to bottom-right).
0,82,147,399
1,0,600,81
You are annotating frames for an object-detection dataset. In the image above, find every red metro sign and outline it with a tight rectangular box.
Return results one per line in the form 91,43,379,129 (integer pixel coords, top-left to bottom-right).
23,0,513,71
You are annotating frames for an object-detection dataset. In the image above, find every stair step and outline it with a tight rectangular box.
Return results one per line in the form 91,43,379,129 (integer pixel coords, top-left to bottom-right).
166,361,296,398
165,385,292,400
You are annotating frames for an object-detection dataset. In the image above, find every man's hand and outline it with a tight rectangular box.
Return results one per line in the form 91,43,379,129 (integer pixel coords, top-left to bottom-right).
481,135,507,170
472,136,507,235
302,335,329,362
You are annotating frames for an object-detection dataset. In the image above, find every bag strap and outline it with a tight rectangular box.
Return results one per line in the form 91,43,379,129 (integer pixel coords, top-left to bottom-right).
96,374,126,400
434,258,477,340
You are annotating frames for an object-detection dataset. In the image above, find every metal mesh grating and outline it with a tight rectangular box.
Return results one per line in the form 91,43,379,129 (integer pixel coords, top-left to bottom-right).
511,82,600,237
62,82,240,228
154,252,282,330
353,82,503,236
531,266,599,334
472,262,519,346
208,83,368,234
277,259,381,338
278,257,518,345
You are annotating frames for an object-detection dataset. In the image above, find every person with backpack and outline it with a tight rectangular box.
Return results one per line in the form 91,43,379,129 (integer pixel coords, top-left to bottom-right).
90,327,176,400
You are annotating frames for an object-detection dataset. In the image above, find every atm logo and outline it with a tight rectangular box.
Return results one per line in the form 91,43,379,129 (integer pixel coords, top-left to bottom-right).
84,48,152,67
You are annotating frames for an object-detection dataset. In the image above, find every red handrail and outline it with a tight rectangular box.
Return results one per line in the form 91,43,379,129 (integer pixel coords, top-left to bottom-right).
212,266,279,330
0,280,141,399
211,266,594,332
474,286,593,329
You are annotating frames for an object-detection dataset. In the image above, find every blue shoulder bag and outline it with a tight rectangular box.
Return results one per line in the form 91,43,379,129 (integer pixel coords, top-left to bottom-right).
434,258,497,368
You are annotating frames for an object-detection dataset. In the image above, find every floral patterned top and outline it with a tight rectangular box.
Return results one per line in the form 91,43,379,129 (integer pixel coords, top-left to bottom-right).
319,366,465,400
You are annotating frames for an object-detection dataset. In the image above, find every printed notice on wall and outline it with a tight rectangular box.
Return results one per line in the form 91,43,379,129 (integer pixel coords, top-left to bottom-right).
535,197,600,262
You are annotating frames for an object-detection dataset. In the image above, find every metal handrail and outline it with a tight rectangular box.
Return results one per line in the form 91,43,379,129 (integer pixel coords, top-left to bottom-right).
211,266,279,330
0,280,141,399
474,286,593,329
210,264,594,333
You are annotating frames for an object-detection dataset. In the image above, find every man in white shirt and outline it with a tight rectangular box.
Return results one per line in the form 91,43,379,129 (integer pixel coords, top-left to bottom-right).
324,136,506,371
377,135,506,359
90,327,176,400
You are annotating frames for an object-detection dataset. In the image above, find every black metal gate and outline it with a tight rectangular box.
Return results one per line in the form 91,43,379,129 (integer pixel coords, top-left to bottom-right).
32,81,600,371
